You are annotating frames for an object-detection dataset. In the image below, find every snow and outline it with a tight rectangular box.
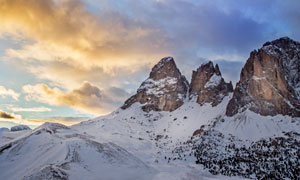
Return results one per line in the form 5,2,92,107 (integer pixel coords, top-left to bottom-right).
0,122,155,180
204,74,222,88
138,77,178,96
214,110,300,142
0,84,299,179
0,94,245,180
1,91,298,179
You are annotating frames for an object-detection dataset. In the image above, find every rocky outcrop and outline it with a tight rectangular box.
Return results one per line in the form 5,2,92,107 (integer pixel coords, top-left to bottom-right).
226,37,300,117
121,57,189,112
190,61,233,106
10,125,31,131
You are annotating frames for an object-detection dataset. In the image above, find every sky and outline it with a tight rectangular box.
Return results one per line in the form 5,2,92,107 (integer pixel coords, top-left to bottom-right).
0,0,300,128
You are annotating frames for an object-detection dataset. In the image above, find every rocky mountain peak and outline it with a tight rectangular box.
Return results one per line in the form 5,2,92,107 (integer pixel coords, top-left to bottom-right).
190,61,233,106
226,37,300,117
149,57,178,80
121,57,189,112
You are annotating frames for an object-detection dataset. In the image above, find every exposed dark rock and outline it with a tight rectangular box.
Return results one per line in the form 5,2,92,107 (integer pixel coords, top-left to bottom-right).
121,57,189,112
190,61,233,106
226,37,300,117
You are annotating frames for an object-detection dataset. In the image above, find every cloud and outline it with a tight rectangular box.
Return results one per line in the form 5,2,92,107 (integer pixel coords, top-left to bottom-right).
7,106,52,112
0,114,89,127
26,116,90,126
0,86,20,100
26,61,150,90
0,0,167,70
0,111,15,119
22,82,129,115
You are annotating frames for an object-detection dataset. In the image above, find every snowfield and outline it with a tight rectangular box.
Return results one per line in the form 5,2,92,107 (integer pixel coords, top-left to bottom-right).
0,96,247,180
1,94,299,179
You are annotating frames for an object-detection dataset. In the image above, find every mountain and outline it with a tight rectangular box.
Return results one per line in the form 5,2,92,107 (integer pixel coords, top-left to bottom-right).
226,37,300,117
190,37,300,179
10,125,31,132
190,61,233,106
121,57,189,112
0,37,299,180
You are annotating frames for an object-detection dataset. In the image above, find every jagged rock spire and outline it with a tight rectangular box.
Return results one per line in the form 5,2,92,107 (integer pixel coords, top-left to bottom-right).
190,61,233,106
121,57,189,112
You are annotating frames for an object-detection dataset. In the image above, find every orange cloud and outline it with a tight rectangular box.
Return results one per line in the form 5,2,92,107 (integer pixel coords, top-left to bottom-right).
0,0,168,70
22,82,129,115
25,116,90,126
7,106,52,112
0,0,169,114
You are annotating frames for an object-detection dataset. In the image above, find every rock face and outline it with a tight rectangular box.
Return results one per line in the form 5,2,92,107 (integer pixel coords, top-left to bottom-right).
190,61,233,106
226,37,300,117
121,57,189,112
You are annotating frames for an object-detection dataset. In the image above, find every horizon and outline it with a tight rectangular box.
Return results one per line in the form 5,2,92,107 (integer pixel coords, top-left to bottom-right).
1,0,300,128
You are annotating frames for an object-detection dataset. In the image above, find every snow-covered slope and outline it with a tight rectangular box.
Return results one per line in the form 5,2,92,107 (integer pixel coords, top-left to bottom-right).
73,93,299,179
0,123,155,180
73,95,232,163
1,91,299,179
0,97,243,180
215,110,300,141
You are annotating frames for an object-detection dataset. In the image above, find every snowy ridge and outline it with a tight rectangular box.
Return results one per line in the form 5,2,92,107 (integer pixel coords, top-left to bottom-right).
138,77,178,97
215,110,300,141
0,122,155,180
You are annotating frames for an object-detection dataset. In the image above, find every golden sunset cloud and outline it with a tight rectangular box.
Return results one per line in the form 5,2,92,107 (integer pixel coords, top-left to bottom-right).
0,0,168,71
22,82,129,115
0,0,171,114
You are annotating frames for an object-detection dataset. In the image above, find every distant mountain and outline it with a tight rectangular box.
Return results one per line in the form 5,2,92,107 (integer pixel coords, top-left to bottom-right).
10,125,31,132
0,37,299,180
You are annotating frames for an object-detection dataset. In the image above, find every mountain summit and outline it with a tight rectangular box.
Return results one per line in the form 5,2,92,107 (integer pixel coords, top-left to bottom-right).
190,61,233,106
121,57,233,112
226,37,300,117
121,57,189,112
